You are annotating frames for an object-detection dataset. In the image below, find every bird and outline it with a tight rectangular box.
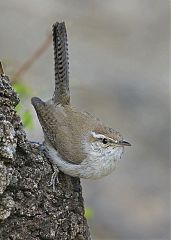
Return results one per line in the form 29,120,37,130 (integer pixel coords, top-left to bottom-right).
31,22,131,190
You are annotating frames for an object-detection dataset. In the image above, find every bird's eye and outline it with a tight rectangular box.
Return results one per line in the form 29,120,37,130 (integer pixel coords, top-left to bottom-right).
102,138,108,144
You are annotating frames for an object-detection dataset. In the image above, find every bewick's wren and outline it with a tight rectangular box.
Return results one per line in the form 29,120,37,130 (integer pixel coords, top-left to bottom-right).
31,22,131,188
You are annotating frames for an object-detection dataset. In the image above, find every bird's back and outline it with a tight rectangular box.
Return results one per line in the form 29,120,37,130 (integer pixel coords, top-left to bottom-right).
31,97,98,163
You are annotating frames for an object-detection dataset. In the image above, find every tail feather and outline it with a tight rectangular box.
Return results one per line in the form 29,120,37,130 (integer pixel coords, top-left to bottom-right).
52,22,70,105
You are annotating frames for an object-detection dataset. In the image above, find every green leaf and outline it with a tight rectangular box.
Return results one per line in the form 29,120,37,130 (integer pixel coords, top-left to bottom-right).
15,103,22,112
84,207,94,219
13,82,32,97
22,110,33,129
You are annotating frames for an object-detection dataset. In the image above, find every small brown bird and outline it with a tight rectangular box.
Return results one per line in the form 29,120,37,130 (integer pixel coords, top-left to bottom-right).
31,22,131,189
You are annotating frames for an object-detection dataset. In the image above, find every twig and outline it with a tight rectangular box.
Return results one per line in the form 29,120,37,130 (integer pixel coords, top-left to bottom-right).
13,33,52,82
0,61,4,75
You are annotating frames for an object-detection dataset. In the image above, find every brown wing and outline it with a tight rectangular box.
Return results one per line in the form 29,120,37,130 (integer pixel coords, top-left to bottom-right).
31,97,96,164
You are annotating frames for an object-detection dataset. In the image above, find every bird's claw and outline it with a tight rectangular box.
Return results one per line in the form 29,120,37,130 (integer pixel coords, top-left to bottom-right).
48,165,59,192
31,141,59,192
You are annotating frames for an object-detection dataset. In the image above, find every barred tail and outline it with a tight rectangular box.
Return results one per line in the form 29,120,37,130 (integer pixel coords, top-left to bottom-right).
52,22,70,105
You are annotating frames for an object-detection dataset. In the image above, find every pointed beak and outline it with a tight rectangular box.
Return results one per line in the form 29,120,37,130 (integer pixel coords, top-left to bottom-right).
117,140,131,146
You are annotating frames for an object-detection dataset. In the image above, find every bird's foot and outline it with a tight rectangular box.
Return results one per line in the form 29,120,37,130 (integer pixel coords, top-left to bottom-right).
30,141,45,152
48,164,59,192
32,141,59,191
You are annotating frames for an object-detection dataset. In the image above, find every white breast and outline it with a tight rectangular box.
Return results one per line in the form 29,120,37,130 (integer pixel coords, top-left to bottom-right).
45,141,123,179
79,145,123,179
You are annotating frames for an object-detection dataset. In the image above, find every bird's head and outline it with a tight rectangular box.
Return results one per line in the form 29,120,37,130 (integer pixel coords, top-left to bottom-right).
82,125,131,161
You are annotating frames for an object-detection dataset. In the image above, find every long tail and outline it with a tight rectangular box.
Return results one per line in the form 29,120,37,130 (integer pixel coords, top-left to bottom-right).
52,22,70,105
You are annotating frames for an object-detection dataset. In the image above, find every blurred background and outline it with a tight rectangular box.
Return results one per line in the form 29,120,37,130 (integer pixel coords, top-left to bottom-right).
0,0,169,239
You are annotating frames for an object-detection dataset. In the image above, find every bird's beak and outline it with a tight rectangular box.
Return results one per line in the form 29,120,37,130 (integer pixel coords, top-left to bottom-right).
117,140,131,146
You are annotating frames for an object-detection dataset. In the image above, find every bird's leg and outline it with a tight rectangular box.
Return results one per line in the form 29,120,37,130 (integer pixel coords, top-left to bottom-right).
30,141,44,147
31,140,60,191
48,164,59,192
40,142,60,191
30,141,46,155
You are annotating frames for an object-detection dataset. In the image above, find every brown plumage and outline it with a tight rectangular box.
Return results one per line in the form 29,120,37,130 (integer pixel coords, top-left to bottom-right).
31,97,97,163
31,22,131,186
31,97,124,164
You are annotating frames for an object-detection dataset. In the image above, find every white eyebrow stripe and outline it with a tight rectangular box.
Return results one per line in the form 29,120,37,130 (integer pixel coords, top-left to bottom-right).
91,131,106,139
91,131,115,142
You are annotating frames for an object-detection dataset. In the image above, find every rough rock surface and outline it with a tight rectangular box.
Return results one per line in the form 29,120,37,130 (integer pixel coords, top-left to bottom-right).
0,74,91,240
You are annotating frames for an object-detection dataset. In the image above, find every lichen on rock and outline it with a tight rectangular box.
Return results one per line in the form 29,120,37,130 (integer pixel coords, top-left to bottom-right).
0,119,17,159
0,195,15,220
